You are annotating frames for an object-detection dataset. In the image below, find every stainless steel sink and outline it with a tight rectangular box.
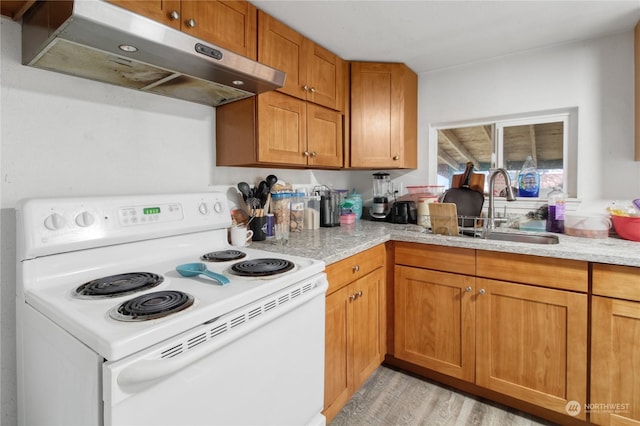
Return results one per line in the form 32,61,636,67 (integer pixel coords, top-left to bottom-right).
485,232,559,244
460,229,559,244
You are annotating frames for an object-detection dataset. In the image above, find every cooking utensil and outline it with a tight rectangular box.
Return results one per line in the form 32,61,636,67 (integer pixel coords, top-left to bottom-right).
176,263,230,285
442,163,485,227
266,174,278,191
237,182,251,202
452,162,485,193
428,203,459,235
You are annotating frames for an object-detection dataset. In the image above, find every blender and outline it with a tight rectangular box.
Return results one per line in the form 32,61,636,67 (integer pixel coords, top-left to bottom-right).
371,172,393,219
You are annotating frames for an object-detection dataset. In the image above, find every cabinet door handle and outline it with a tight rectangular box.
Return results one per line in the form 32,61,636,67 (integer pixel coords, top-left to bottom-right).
356,290,363,297
303,151,310,157
479,288,486,295
303,85,310,92
349,293,357,302
352,265,360,273
309,86,316,93
393,155,400,161
170,10,180,20
465,286,472,293
186,18,196,28
310,151,317,157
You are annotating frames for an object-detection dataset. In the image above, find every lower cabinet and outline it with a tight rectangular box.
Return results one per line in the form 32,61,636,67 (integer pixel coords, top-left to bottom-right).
394,266,475,381
393,244,588,422
324,245,385,422
475,278,587,420
591,264,640,426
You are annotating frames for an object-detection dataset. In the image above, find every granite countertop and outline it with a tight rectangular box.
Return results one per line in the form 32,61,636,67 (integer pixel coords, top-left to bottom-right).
250,220,640,268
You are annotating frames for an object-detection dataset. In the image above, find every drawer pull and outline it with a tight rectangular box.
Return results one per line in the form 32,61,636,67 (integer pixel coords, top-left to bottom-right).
352,265,360,273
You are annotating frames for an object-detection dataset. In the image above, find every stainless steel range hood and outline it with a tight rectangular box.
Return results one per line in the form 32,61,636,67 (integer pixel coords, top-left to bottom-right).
22,1,286,107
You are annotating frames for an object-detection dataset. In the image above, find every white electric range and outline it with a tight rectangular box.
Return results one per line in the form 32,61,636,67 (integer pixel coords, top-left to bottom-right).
16,192,328,426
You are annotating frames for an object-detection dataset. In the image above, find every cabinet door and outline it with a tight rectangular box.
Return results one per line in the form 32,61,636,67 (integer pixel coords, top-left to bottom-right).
181,1,257,59
324,286,352,422
591,296,640,426
258,11,305,100
304,39,344,111
306,104,343,168
257,91,307,165
475,278,587,420
352,268,384,390
394,265,476,382
107,0,182,29
350,62,417,169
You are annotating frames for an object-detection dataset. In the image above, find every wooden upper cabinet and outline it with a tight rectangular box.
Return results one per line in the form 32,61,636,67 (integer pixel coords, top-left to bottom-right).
258,10,344,111
350,62,417,169
107,0,257,59
181,1,257,59
216,91,343,168
108,0,182,29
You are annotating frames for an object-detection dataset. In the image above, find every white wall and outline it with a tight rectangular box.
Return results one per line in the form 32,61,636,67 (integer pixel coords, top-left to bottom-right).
420,30,639,201
1,14,638,424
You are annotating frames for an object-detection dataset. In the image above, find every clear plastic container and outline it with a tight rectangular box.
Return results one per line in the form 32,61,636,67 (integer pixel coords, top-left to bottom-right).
271,192,291,241
289,192,305,232
304,195,321,230
565,212,611,238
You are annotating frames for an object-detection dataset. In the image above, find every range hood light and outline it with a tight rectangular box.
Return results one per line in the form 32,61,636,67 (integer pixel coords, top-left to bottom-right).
232,80,245,86
118,44,138,53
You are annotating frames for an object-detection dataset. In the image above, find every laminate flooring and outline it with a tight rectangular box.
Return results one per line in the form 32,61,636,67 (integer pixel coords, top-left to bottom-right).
329,366,558,426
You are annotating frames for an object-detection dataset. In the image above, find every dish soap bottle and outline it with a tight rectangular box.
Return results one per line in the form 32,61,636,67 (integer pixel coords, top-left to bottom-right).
546,186,565,233
517,155,540,197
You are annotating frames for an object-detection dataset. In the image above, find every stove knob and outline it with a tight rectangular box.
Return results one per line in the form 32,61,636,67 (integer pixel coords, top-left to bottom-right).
213,201,223,214
75,211,95,227
44,213,65,231
198,202,210,215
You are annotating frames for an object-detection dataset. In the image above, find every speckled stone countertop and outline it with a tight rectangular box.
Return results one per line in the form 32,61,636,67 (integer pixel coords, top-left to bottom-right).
250,220,640,268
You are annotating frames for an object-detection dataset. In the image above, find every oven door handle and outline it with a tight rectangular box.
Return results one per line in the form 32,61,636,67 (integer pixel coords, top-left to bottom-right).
114,281,327,392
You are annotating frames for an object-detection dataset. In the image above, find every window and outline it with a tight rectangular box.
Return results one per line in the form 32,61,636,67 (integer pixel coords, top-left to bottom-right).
435,110,574,198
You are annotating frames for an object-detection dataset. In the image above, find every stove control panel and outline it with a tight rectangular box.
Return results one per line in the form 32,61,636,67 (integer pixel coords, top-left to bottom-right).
118,203,184,226
17,192,232,259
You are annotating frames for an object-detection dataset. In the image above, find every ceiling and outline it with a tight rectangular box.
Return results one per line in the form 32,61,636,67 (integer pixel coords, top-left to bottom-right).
252,1,640,73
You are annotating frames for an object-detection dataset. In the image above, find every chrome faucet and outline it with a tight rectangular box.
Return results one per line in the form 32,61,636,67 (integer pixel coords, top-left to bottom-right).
488,168,516,229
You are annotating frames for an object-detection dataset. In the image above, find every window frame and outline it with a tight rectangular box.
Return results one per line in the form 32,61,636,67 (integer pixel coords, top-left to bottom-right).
431,108,578,198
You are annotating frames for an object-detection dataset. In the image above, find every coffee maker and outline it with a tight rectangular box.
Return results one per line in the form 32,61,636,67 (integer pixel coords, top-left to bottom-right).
370,172,393,219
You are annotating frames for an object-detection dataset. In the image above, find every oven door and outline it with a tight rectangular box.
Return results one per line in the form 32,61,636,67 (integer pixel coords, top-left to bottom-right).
103,275,327,426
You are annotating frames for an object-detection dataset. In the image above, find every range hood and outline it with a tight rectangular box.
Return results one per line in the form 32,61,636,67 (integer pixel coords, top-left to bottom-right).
21,1,286,107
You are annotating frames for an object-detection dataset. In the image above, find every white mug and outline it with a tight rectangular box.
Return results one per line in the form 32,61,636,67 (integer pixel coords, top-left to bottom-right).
230,226,253,247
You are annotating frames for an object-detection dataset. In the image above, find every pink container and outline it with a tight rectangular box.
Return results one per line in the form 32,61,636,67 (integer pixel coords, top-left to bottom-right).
340,213,356,225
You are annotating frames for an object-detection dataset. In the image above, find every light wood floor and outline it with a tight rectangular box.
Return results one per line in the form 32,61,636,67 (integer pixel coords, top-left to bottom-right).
329,366,558,426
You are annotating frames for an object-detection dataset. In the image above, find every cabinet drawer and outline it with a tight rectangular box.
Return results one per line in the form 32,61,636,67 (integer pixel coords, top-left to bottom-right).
326,244,385,294
394,242,475,275
476,251,587,292
592,263,640,301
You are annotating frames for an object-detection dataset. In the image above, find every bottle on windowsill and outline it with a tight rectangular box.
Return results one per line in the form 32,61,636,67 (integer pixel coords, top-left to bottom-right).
517,155,540,197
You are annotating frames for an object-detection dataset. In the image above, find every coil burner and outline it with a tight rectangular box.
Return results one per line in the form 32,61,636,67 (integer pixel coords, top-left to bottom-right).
109,290,194,322
201,250,247,262
229,258,295,277
74,272,164,299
